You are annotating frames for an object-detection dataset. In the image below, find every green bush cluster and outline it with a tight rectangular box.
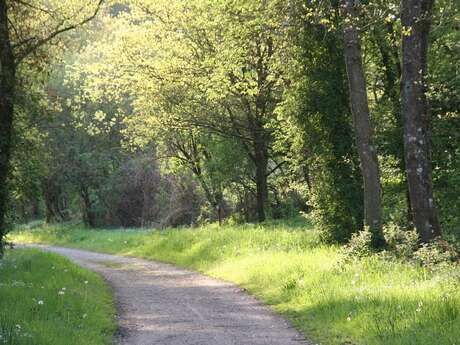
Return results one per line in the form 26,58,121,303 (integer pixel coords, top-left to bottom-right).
341,223,459,268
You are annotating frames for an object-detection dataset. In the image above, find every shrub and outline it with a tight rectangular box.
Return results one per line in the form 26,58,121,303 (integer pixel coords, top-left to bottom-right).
413,239,459,268
383,222,419,259
340,227,374,263
340,222,459,269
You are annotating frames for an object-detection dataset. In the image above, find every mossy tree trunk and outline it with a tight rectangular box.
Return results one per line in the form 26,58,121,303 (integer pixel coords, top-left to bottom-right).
401,0,442,242
341,0,385,248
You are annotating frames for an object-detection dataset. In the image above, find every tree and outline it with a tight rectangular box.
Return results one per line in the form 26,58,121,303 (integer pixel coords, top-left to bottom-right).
0,0,105,255
67,0,291,222
401,0,442,242
281,3,364,243
428,0,460,236
0,0,16,254
341,0,385,247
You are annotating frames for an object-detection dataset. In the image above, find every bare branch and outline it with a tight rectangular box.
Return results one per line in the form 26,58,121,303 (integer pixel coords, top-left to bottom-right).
11,0,53,15
15,0,105,65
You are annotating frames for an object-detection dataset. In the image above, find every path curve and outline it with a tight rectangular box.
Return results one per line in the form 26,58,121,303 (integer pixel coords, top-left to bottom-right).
25,245,311,345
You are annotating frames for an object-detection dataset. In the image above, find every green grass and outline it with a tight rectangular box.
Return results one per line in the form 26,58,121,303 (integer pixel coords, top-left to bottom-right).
0,248,115,345
10,221,460,345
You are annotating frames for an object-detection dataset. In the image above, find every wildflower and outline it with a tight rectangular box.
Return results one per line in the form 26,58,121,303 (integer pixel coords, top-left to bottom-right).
37,300,44,305
82,313,88,319
84,280,89,285
58,291,65,295
347,316,352,321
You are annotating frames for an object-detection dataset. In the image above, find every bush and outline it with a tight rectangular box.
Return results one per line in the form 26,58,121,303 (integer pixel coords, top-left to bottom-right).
383,222,419,259
156,173,204,228
96,155,204,228
340,221,460,269
340,227,374,263
413,239,459,268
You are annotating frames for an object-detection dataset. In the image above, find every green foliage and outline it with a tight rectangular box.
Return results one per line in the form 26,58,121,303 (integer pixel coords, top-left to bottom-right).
340,227,375,261
0,249,115,345
413,240,459,269
4,5,460,344
383,223,419,259
8,0,460,243
429,5,460,238
341,223,459,270
279,17,363,243
10,222,460,345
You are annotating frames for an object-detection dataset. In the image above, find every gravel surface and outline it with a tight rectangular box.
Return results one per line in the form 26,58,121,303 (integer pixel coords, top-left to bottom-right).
25,245,311,345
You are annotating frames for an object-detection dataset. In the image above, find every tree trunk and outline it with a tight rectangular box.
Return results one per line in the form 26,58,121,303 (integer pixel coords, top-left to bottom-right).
43,176,66,223
31,198,41,219
0,0,16,255
254,132,268,223
216,197,224,226
80,186,95,227
401,0,441,242
342,0,385,247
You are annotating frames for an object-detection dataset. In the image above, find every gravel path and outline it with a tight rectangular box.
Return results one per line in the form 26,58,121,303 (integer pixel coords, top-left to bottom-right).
26,245,311,345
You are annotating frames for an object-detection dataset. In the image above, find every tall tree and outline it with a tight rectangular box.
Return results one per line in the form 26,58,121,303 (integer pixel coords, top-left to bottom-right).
0,0,15,254
401,0,442,242
283,4,364,243
341,0,385,247
0,0,104,255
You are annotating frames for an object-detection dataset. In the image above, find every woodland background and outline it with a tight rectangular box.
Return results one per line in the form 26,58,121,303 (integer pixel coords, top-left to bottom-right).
1,0,459,249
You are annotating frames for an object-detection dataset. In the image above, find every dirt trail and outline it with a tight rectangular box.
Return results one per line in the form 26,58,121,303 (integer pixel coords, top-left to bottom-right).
26,245,311,345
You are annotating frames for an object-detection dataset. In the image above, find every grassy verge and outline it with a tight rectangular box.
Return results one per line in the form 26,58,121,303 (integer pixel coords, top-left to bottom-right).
0,248,115,345
10,222,460,345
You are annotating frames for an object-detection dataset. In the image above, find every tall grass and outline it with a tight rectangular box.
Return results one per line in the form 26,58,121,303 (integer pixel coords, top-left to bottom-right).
10,222,460,345
0,249,115,345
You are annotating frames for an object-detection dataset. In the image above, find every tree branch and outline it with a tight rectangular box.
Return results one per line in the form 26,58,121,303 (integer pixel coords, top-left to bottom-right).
15,0,105,65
